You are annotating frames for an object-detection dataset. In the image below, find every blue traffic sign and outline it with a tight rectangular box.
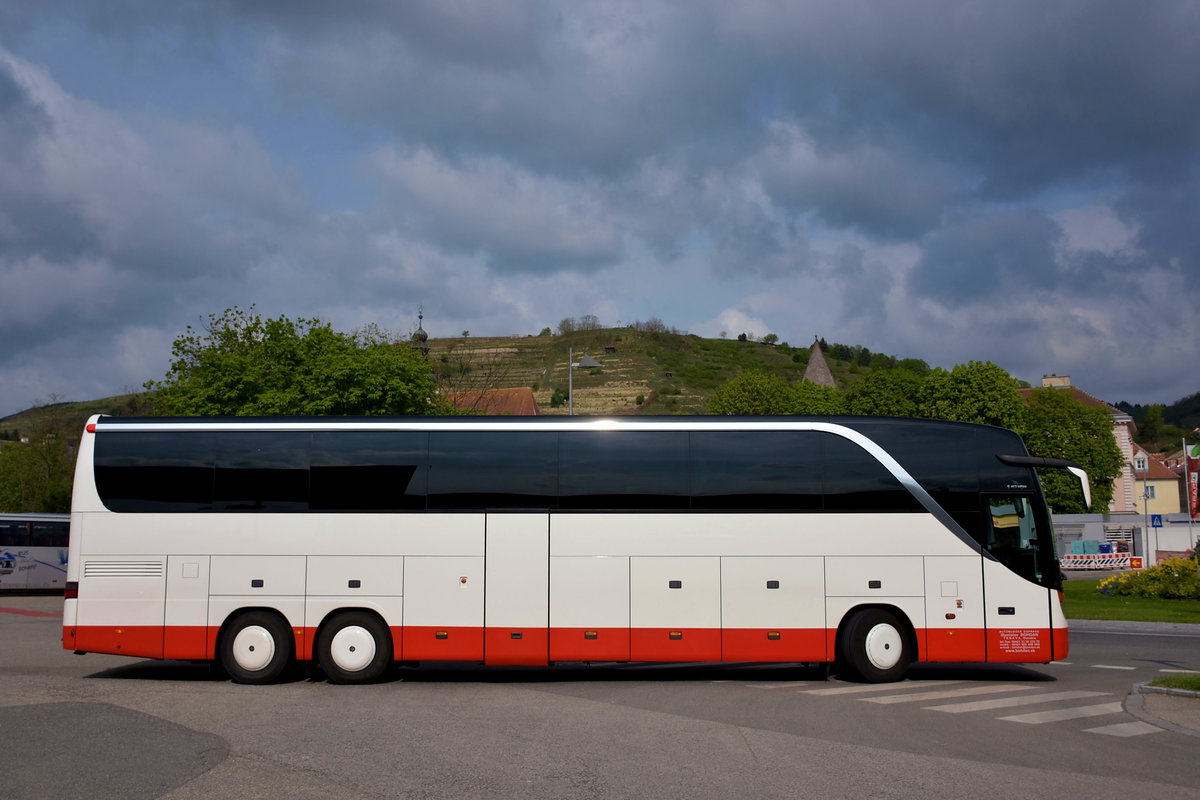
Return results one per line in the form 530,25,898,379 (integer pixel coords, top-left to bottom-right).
1150,514,1163,528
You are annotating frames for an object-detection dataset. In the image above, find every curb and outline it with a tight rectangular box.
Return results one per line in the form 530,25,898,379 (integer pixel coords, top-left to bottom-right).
1136,683,1200,699
1123,681,1200,739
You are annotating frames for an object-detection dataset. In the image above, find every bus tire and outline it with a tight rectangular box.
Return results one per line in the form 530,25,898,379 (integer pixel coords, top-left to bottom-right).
841,608,910,683
317,611,393,684
220,611,294,685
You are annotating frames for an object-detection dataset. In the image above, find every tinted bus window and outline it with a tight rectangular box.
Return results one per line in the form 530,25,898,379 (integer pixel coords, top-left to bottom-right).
822,434,922,512
691,431,822,510
0,521,29,547
559,431,689,510
310,432,428,511
31,522,70,547
214,432,310,512
429,432,557,510
95,432,216,512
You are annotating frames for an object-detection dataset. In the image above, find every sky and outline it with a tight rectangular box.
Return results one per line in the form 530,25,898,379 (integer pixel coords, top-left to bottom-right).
2,1,1199,417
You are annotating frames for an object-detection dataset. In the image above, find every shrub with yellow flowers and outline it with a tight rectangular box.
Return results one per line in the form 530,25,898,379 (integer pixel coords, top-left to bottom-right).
1098,554,1200,599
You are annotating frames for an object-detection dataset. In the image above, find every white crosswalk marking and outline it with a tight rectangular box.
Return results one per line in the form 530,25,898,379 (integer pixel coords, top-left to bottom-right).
999,702,1124,724
1084,721,1163,737
862,685,1028,704
802,680,963,697
925,690,1109,714
1091,664,1135,670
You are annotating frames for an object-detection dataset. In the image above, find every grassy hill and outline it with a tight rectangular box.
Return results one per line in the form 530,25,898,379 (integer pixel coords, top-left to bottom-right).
429,329,877,415
2,329,892,430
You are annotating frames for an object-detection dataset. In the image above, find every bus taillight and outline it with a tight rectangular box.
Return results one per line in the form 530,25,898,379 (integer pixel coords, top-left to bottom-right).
64,582,79,600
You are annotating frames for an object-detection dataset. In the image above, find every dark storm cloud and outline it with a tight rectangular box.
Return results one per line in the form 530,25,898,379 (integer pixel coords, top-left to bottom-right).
908,208,1064,303
728,1,1200,196
2,2,1200,412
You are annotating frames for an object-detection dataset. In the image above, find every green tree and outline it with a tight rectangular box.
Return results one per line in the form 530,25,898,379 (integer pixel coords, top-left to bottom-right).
0,401,77,512
707,370,793,414
843,370,922,417
146,307,446,416
895,358,931,376
917,362,1026,429
790,382,845,415
1139,404,1165,442
1019,387,1125,513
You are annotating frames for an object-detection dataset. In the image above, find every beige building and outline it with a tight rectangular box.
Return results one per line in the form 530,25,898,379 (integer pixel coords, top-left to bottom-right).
1130,444,1183,516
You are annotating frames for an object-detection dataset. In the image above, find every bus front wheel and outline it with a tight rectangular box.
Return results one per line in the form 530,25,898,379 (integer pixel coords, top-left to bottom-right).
840,608,911,683
317,611,393,684
220,611,294,685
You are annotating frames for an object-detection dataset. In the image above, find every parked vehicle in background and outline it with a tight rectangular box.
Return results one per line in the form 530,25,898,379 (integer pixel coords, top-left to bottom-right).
0,513,70,591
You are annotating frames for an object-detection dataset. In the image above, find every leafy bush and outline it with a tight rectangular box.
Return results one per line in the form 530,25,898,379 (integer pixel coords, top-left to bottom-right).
1098,556,1200,600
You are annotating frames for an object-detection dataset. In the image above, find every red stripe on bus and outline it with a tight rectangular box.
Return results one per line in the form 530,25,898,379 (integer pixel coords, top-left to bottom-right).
484,628,550,666
721,628,827,662
74,625,164,659
922,628,986,662
402,626,485,661
163,626,209,661
67,623,1065,668
550,627,631,662
631,627,722,662
985,628,1052,662
1052,626,1069,660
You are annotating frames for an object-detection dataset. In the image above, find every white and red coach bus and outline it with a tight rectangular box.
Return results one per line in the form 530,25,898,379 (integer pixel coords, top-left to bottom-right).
62,415,1089,684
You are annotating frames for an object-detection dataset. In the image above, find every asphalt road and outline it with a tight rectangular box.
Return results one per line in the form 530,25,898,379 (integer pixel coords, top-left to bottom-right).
1,595,1197,800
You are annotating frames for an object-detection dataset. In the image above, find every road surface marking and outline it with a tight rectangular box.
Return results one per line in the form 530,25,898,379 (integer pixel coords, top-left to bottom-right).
1084,721,1163,737
803,680,963,696
925,690,1109,714
0,607,61,618
862,685,1027,704
1091,664,1135,670
999,702,1124,724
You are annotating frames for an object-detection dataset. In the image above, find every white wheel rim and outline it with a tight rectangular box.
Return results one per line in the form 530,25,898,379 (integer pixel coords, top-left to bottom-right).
864,622,902,670
329,625,377,673
232,625,276,672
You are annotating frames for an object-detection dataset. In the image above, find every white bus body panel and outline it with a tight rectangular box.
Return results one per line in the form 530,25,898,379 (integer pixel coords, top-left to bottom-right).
75,556,166,657
923,555,986,661
982,557,1053,662
720,556,825,630
484,514,549,664
551,513,968,557
550,556,630,628
825,556,924,597
402,556,484,627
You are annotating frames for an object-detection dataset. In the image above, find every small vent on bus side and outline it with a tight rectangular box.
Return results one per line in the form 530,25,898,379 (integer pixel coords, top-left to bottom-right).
83,561,164,578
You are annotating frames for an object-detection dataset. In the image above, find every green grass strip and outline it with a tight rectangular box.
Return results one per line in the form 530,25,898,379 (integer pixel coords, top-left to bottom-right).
1149,674,1200,692
1062,578,1200,623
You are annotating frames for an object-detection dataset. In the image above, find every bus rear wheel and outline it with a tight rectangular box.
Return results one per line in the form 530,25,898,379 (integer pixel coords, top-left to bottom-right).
317,611,393,684
840,608,911,683
221,611,294,685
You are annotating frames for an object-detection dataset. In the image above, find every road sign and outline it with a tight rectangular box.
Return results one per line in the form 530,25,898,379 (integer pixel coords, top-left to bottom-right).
1150,514,1163,528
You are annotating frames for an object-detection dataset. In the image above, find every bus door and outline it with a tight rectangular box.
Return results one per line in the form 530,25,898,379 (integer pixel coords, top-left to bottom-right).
484,514,549,665
981,495,1053,662
923,554,985,662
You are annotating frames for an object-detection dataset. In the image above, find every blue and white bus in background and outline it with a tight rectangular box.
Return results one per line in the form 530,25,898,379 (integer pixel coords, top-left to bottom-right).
0,513,70,591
